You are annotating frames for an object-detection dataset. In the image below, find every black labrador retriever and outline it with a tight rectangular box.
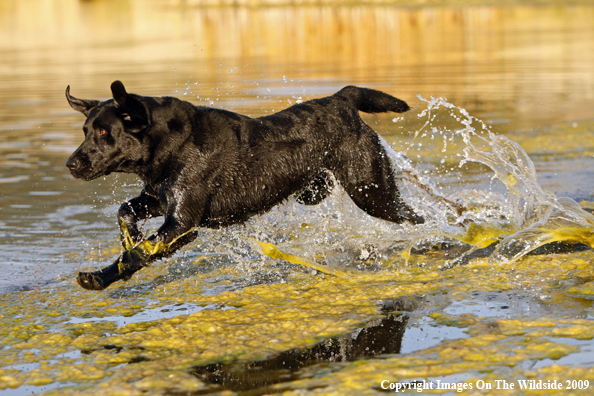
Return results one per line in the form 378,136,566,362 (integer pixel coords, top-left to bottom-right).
66,81,423,290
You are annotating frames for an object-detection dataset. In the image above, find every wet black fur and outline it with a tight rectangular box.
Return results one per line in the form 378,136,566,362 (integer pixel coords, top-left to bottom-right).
66,81,423,290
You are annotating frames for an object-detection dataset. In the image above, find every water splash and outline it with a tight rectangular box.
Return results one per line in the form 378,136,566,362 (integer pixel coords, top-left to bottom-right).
393,96,594,266
247,96,594,272
127,96,593,276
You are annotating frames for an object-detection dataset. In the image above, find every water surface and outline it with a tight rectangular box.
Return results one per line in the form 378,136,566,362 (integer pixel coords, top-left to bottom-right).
2,1,593,288
1,1,594,395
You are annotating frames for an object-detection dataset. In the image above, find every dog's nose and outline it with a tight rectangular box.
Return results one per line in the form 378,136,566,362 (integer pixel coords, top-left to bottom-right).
66,157,80,171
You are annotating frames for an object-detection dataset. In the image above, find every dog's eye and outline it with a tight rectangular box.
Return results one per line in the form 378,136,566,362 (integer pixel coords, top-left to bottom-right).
98,129,108,136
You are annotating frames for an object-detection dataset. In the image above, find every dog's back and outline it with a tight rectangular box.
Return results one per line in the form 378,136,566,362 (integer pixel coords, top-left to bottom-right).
197,86,421,226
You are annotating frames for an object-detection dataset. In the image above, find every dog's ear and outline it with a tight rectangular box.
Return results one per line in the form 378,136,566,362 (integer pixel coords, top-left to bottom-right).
111,80,151,133
111,80,128,108
66,86,101,116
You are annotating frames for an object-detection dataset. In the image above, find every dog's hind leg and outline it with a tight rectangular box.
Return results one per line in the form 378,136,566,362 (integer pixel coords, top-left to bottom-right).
332,134,424,225
342,175,423,224
340,169,423,224
295,169,334,206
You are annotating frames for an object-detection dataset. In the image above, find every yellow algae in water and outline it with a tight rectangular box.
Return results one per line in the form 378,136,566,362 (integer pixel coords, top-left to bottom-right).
5,249,594,393
94,350,141,366
429,312,480,328
457,222,512,249
0,375,22,390
580,200,594,211
133,370,204,392
524,341,579,360
276,320,585,395
24,371,54,386
30,274,377,389
250,238,349,278
400,249,411,261
118,239,169,274
55,363,108,382
544,225,594,249
567,281,594,299
550,325,594,340
120,219,135,250
494,199,594,264
28,333,73,347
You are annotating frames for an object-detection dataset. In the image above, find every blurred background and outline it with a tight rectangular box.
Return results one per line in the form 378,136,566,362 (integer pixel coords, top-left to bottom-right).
1,0,594,288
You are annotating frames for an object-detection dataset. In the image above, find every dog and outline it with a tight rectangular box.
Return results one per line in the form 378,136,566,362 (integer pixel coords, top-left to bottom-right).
66,81,423,290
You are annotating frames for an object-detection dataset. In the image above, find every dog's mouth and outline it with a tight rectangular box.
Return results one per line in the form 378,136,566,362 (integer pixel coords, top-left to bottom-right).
66,151,113,181
72,169,111,181
67,163,110,181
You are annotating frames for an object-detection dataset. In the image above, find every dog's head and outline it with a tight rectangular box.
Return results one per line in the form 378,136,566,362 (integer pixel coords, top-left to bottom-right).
65,81,151,180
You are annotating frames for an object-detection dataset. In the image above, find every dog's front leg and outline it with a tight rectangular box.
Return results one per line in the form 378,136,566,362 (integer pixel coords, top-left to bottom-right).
77,192,202,291
76,219,199,291
118,190,163,248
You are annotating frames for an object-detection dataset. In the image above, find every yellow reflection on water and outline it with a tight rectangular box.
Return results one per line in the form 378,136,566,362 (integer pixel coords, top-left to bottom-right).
1,1,593,130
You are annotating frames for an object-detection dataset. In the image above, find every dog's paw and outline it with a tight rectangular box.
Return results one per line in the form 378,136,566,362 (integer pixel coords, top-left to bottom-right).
77,272,107,290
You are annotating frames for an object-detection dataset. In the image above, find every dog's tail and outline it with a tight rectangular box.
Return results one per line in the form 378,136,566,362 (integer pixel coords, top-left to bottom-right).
336,86,410,114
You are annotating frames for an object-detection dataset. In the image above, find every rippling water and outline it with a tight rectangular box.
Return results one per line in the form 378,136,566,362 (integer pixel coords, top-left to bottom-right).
0,4,590,273
2,2,594,395
2,1,594,289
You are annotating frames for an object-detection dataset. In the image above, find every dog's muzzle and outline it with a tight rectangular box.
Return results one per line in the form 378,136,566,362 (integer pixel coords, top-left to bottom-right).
65,157,80,173
65,153,98,180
